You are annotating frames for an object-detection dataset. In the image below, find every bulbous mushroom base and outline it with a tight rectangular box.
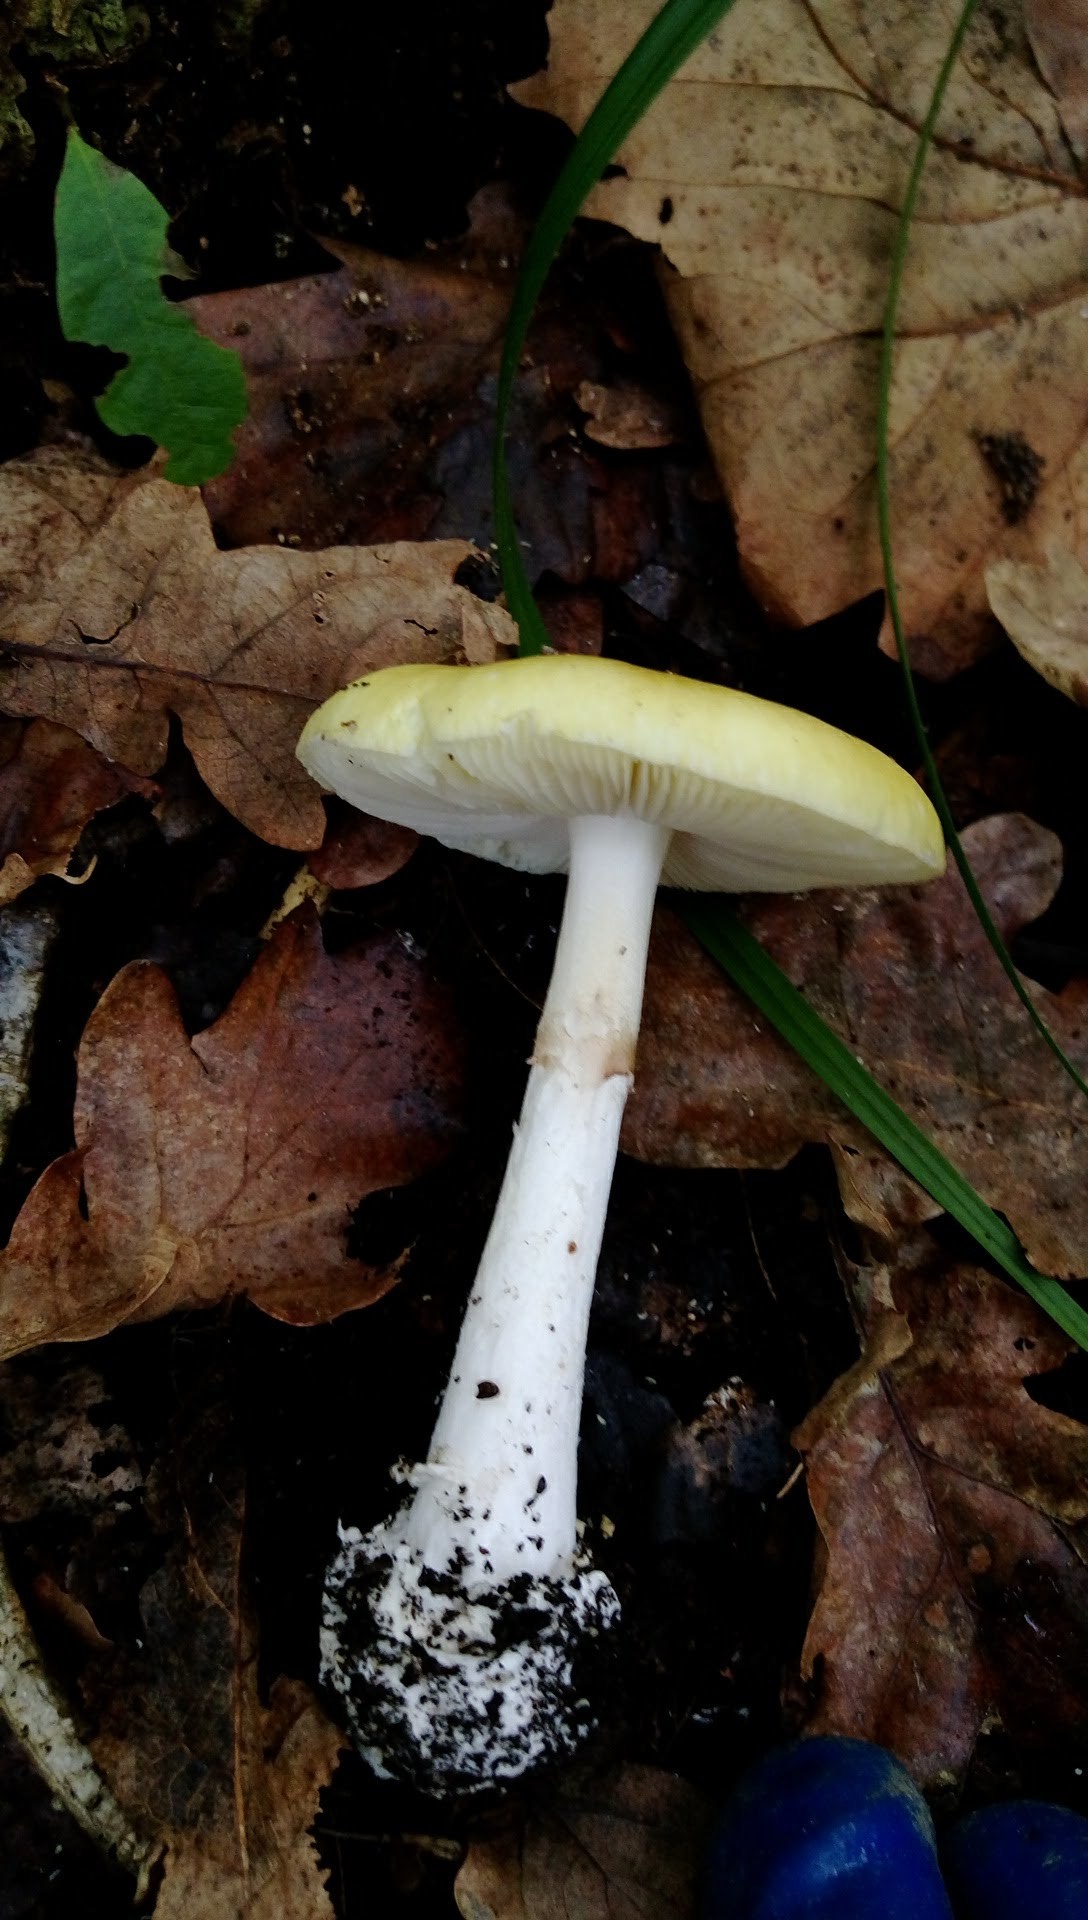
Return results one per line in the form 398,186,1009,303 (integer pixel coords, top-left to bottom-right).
320,1519,621,1794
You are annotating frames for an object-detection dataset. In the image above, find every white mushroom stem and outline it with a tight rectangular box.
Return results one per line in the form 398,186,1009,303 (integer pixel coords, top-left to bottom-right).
409,810,671,1581
321,812,671,1789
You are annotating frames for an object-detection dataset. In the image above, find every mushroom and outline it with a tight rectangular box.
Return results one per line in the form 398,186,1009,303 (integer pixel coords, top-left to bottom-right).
296,653,944,1792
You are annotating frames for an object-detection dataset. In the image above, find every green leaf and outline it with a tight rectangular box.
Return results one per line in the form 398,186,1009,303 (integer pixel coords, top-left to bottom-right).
494,0,739,655
685,903,1088,1352
54,129,247,486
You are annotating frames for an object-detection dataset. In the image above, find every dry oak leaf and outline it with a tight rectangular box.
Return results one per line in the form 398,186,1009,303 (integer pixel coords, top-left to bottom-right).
518,0,1088,677
626,812,1088,1277
796,1243,1088,1787
85,1415,343,1919
0,445,511,849
455,1765,711,1920
0,716,152,905
0,907,464,1358
987,546,1088,703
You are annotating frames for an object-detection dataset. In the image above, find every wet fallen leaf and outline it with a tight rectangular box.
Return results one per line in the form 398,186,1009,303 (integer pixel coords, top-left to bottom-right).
987,547,1088,705
84,1386,343,1917
192,208,515,552
627,813,1088,1276
455,1765,711,1920
518,1,1088,675
0,907,464,1357
191,195,681,598
0,718,150,905
796,1239,1088,1786
1026,0,1088,156
0,445,510,850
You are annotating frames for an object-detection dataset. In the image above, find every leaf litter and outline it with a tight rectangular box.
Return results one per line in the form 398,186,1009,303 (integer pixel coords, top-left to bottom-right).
2,2,1088,1914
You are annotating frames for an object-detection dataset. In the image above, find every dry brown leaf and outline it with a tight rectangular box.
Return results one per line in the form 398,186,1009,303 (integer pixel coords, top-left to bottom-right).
1026,0,1088,156
987,547,1088,704
627,813,1088,1276
797,1240,1088,1786
0,446,510,850
518,1,1088,676
455,1766,711,1920
0,907,464,1357
0,718,152,905
85,1404,343,1919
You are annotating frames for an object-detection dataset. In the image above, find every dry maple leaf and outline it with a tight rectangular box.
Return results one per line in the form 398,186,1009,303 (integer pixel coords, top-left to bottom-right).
626,813,1088,1277
0,716,152,905
0,907,464,1358
455,1765,711,1920
0,445,511,850
517,0,1088,676
795,1238,1088,1787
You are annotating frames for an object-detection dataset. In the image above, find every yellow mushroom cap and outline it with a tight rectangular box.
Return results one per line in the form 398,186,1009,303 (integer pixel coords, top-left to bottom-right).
297,655,945,892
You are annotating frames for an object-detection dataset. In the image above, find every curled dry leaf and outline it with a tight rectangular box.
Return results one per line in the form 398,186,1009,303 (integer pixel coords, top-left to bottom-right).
0,908,464,1358
627,813,1088,1277
796,1240,1088,1786
519,0,1088,676
574,380,683,451
0,718,151,906
455,1765,711,1920
0,446,511,850
987,547,1088,705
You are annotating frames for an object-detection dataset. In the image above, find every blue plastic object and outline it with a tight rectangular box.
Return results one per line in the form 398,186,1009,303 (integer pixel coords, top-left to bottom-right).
942,1800,1088,1920
703,1736,954,1919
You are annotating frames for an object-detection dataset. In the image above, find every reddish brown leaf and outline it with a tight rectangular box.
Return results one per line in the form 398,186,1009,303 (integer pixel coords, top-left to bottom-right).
0,447,511,850
796,1243,1088,1786
306,800,418,890
0,908,464,1357
0,718,151,905
455,1766,711,1920
627,813,1088,1276
192,212,515,552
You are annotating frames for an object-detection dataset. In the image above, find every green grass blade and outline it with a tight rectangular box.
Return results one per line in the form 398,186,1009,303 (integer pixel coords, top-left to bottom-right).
685,901,1088,1349
875,1,1088,1104
494,0,738,652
